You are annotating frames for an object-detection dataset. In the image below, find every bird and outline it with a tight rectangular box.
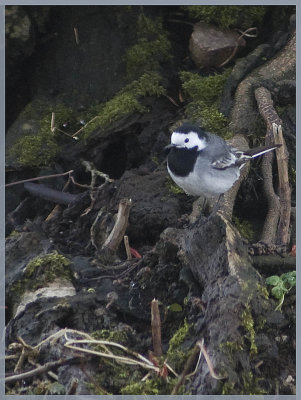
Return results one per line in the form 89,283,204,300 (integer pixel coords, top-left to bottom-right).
165,122,281,198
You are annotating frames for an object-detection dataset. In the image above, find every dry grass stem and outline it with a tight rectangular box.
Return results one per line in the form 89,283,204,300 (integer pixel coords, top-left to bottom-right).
124,235,132,260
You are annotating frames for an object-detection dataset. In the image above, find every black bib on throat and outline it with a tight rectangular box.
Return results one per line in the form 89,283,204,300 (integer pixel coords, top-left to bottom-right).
167,147,199,177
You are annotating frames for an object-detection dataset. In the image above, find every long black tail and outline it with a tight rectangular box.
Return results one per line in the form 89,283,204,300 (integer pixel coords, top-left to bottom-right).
244,144,282,158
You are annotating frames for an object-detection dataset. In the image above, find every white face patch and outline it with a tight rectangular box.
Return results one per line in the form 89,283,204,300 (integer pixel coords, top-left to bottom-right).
171,130,207,151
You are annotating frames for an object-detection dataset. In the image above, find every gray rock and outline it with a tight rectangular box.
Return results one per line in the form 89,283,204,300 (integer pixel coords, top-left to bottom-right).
189,22,246,68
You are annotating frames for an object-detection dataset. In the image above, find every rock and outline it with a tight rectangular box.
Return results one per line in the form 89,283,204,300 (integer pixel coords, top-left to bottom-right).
5,231,52,287
189,22,246,68
112,166,186,245
14,278,76,318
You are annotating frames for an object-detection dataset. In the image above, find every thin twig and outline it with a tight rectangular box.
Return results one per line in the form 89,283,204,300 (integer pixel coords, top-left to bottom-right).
64,337,159,372
171,344,201,394
71,116,98,137
28,359,59,381
218,27,257,68
5,359,68,383
124,235,132,260
102,198,132,251
51,112,55,133
5,170,74,188
151,299,162,357
74,27,79,45
196,340,225,380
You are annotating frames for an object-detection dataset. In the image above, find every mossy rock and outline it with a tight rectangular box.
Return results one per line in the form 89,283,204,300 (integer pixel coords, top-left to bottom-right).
10,251,72,301
6,99,75,168
80,72,166,140
179,69,231,137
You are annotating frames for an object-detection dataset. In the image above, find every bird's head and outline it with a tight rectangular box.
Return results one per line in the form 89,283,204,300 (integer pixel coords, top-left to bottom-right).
165,123,208,152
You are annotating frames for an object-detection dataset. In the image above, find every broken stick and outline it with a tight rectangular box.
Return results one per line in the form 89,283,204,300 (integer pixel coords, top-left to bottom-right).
102,198,132,252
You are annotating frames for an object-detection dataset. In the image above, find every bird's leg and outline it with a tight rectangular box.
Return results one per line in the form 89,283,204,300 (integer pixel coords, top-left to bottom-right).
201,196,212,217
210,193,224,215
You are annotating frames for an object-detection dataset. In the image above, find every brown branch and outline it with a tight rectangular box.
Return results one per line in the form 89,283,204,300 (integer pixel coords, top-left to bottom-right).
260,151,280,244
151,299,162,357
124,235,132,260
5,170,74,187
5,358,68,383
273,123,291,245
255,87,282,244
102,198,132,251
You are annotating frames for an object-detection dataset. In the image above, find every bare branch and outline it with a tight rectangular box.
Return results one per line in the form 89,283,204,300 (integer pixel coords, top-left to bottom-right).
196,340,225,380
5,170,74,188
5,359,68,383
102,198,132,252
151,299,162,357
255,87,282,244
273,123,292,245
124,235,132,260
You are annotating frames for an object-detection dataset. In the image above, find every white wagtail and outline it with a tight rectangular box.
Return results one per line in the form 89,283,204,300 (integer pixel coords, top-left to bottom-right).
165,122,280,197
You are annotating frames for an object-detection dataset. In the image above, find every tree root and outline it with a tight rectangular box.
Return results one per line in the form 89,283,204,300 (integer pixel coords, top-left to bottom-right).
255,87,291,246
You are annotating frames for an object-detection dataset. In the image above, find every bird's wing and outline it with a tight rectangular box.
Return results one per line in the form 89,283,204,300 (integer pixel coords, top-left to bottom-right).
211,144,281,170
211,146,247,169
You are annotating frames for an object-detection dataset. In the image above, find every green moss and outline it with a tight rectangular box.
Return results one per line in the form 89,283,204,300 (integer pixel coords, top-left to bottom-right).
180,70,231,104
179,70,231,138
91,329,130,346
88,327,145,394
241,304,257,356
81,72,166,140
221,381,235,394
125,14,172,79
166,177,185,195
7,230,21,238
256,283,269,300
121,376,187,395
182,5,266,30
240,371,266,395
188,105,229,135
289,166,296,185
232,216,255,242
219,339,244,353
10,251,71,299
9,132,59,168
166,319,192,371
88,356,142,394
8,103,74,168
222,371,266,395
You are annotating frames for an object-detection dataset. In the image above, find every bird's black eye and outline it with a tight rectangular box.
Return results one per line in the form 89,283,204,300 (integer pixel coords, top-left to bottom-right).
184,138,189,143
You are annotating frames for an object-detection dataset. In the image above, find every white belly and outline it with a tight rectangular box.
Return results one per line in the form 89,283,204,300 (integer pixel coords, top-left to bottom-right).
168,165,239,197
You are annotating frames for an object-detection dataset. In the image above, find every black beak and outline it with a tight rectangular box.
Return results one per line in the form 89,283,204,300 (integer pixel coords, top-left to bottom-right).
164,143,175,156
